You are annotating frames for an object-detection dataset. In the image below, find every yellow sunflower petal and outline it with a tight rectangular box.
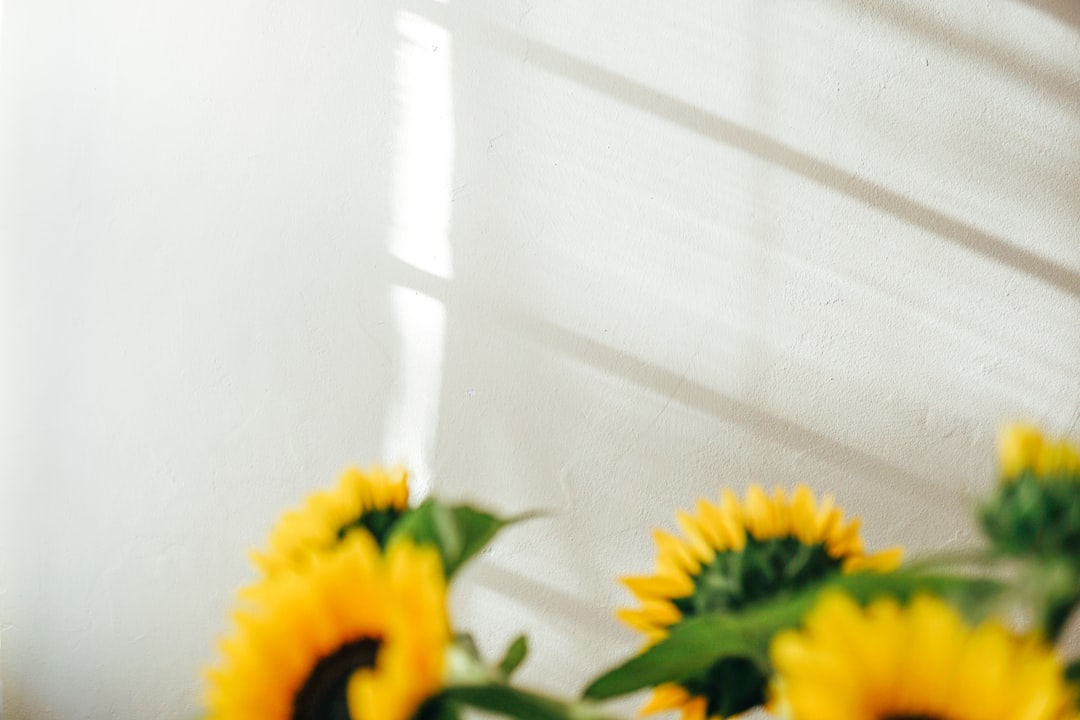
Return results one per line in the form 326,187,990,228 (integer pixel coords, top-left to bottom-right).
653,529,703,575
680,695,709,720
842,546,903,573
788,486,820,545
675,510,718,565
616,603,681,635
893,594,966,713
691,499,728,549
1037,441,1080,478
716,494,748,551
999,424,1046,480
743,485,775,540
622,574,694,601
639,683,691,715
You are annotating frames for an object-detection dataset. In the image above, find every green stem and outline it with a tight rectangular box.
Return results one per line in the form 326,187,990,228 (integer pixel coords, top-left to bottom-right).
443,637,624,720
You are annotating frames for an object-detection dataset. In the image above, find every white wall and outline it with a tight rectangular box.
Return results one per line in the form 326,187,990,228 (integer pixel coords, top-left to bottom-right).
2,1,1079,718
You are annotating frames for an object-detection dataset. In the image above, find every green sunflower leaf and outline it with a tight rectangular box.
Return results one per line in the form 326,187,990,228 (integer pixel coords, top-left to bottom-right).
583,610,777,700
498,635,529,679
390,500,533,577
584,570,1005,701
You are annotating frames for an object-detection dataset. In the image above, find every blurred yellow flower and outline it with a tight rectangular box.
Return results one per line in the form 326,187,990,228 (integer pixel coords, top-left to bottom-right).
207,532,449,720
771,591,1079,720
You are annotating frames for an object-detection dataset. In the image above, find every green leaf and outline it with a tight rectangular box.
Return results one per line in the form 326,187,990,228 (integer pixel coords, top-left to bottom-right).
584,610,776,700
498,635,529,678
584,570,1005,701
453,505,510,571
390,500,532,577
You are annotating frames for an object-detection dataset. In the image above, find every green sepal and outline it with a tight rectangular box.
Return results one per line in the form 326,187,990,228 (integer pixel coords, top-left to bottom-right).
584,570,1004,701
498,635,529,679
675,537,841,616
389,499,533,577
979,472,1080,559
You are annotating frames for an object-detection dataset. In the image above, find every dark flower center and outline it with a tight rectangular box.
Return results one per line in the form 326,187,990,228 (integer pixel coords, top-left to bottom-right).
337,507,403,547
293,638,380,720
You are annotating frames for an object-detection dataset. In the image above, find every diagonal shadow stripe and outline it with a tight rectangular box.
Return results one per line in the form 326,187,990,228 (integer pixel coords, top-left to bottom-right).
497,34,1080,300
497,305,963,507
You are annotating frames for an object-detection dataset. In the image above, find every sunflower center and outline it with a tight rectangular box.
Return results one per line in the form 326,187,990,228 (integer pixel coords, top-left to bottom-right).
292,637,380,720
674,537,842,616
337,507,403,547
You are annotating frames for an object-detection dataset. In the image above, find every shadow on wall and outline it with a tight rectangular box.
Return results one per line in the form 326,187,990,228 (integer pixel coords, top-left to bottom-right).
1020,0,1080,26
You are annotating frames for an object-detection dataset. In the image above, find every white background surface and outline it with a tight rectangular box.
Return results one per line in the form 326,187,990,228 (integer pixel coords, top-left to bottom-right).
2,1,1079,718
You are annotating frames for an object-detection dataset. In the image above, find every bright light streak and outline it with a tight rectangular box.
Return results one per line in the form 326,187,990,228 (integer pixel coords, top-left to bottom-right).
382,10,455,498
384,286,447,498
386,11,455,281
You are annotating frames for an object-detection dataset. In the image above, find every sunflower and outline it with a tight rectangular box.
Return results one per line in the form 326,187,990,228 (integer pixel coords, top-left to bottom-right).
981,426,1080,560
618,485,901,720
207,531,449,720
770,591,1080,720
252,466,411,577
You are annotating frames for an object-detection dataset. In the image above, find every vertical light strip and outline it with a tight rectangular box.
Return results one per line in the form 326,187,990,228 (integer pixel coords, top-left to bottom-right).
382,9,455,498
387,11,454,280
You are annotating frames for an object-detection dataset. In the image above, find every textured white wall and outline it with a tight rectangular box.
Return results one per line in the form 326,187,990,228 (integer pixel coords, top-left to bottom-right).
2,1,1079,718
